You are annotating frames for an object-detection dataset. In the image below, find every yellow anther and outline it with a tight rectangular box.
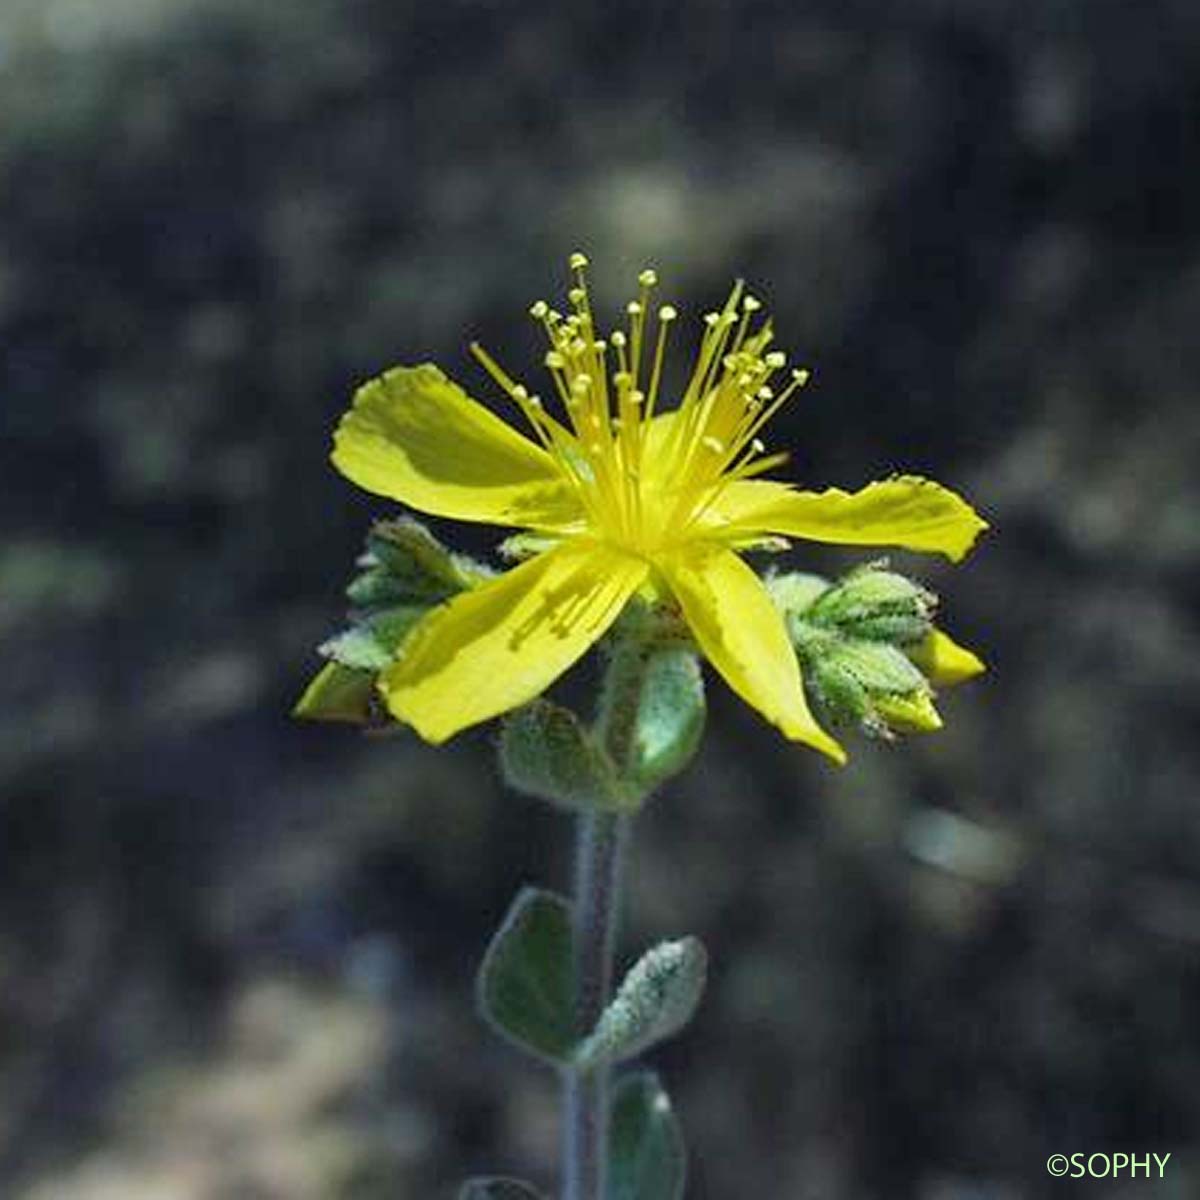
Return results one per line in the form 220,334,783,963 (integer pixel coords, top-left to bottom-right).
529,300,549,319
545,351,565,369
765,351,787,369
703,312,720,326
658,304,677,321
627,301,643,316
638,268,658,287
793,368,811,385
757,385,774,400
513,384,529,400
743,295,762,312
751,437,766,454
702,436,725,454
610,330,627,347
569,251,589,270
568,287,586,306
573,374,593,393
628,389,644,405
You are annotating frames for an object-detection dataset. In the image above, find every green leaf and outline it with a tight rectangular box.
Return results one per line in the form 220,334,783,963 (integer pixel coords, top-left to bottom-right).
318,604,427,670
291,661,380,724
477,888,576,1065
608,1072,686,1200
628,648,705,795
575,938,707,1071
459,1178,546,1200
499,700,621,811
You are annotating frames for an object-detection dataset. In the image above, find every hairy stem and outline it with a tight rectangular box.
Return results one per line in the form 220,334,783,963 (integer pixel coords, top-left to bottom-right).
563,808,629,1200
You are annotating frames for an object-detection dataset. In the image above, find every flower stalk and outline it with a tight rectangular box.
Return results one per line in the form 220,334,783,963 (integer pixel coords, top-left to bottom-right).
564,808,629,1200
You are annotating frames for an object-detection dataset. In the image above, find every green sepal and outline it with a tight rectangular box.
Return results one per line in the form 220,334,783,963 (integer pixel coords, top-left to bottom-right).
365,516,491,600
626,648,706,797
596,602,705,805
608,1071,686,1200
318,604,428,671
575,937,707,1072
497,531,562,562
499,701,623,812
459,1178,547,1200
477,887,576,1066
764,570,831,619
292,661,382,725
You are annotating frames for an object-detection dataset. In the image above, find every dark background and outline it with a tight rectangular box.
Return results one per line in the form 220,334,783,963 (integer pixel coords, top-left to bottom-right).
3,0,1199,1196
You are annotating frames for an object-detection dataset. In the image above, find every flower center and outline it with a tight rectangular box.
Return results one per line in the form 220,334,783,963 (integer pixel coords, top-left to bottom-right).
471,254,811,551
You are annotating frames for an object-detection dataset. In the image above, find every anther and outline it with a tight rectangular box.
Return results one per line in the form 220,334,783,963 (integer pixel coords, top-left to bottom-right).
765,351,787,369
703,312,720,326
545,351,565,369
751,437,766,454
743,295,762,312
610,330,627,348
529,300,549,320
702,436,725,454
627,301,643,316
638,268,658,287
569,251,589,270
658,305,678,321
793,368,811,385
568,287,586,306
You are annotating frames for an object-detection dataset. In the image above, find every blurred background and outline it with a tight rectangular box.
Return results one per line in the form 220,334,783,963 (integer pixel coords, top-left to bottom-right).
3,0,1199,1195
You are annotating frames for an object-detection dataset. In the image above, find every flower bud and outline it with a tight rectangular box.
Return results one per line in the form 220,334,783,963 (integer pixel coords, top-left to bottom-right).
295,516,490,725
800,634,943,741
805,560,936,646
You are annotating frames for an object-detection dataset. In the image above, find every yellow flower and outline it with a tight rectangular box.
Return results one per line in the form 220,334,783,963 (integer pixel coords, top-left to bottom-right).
331,255,987,763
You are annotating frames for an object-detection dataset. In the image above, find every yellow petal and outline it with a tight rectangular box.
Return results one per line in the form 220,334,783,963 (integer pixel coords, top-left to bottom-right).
909,628,986,686
333,364,583,529
707,476,988,562
381,539,648,743
658,541,846,763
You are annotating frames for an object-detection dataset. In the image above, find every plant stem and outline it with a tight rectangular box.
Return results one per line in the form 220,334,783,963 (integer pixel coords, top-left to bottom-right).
564,808,629,1200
